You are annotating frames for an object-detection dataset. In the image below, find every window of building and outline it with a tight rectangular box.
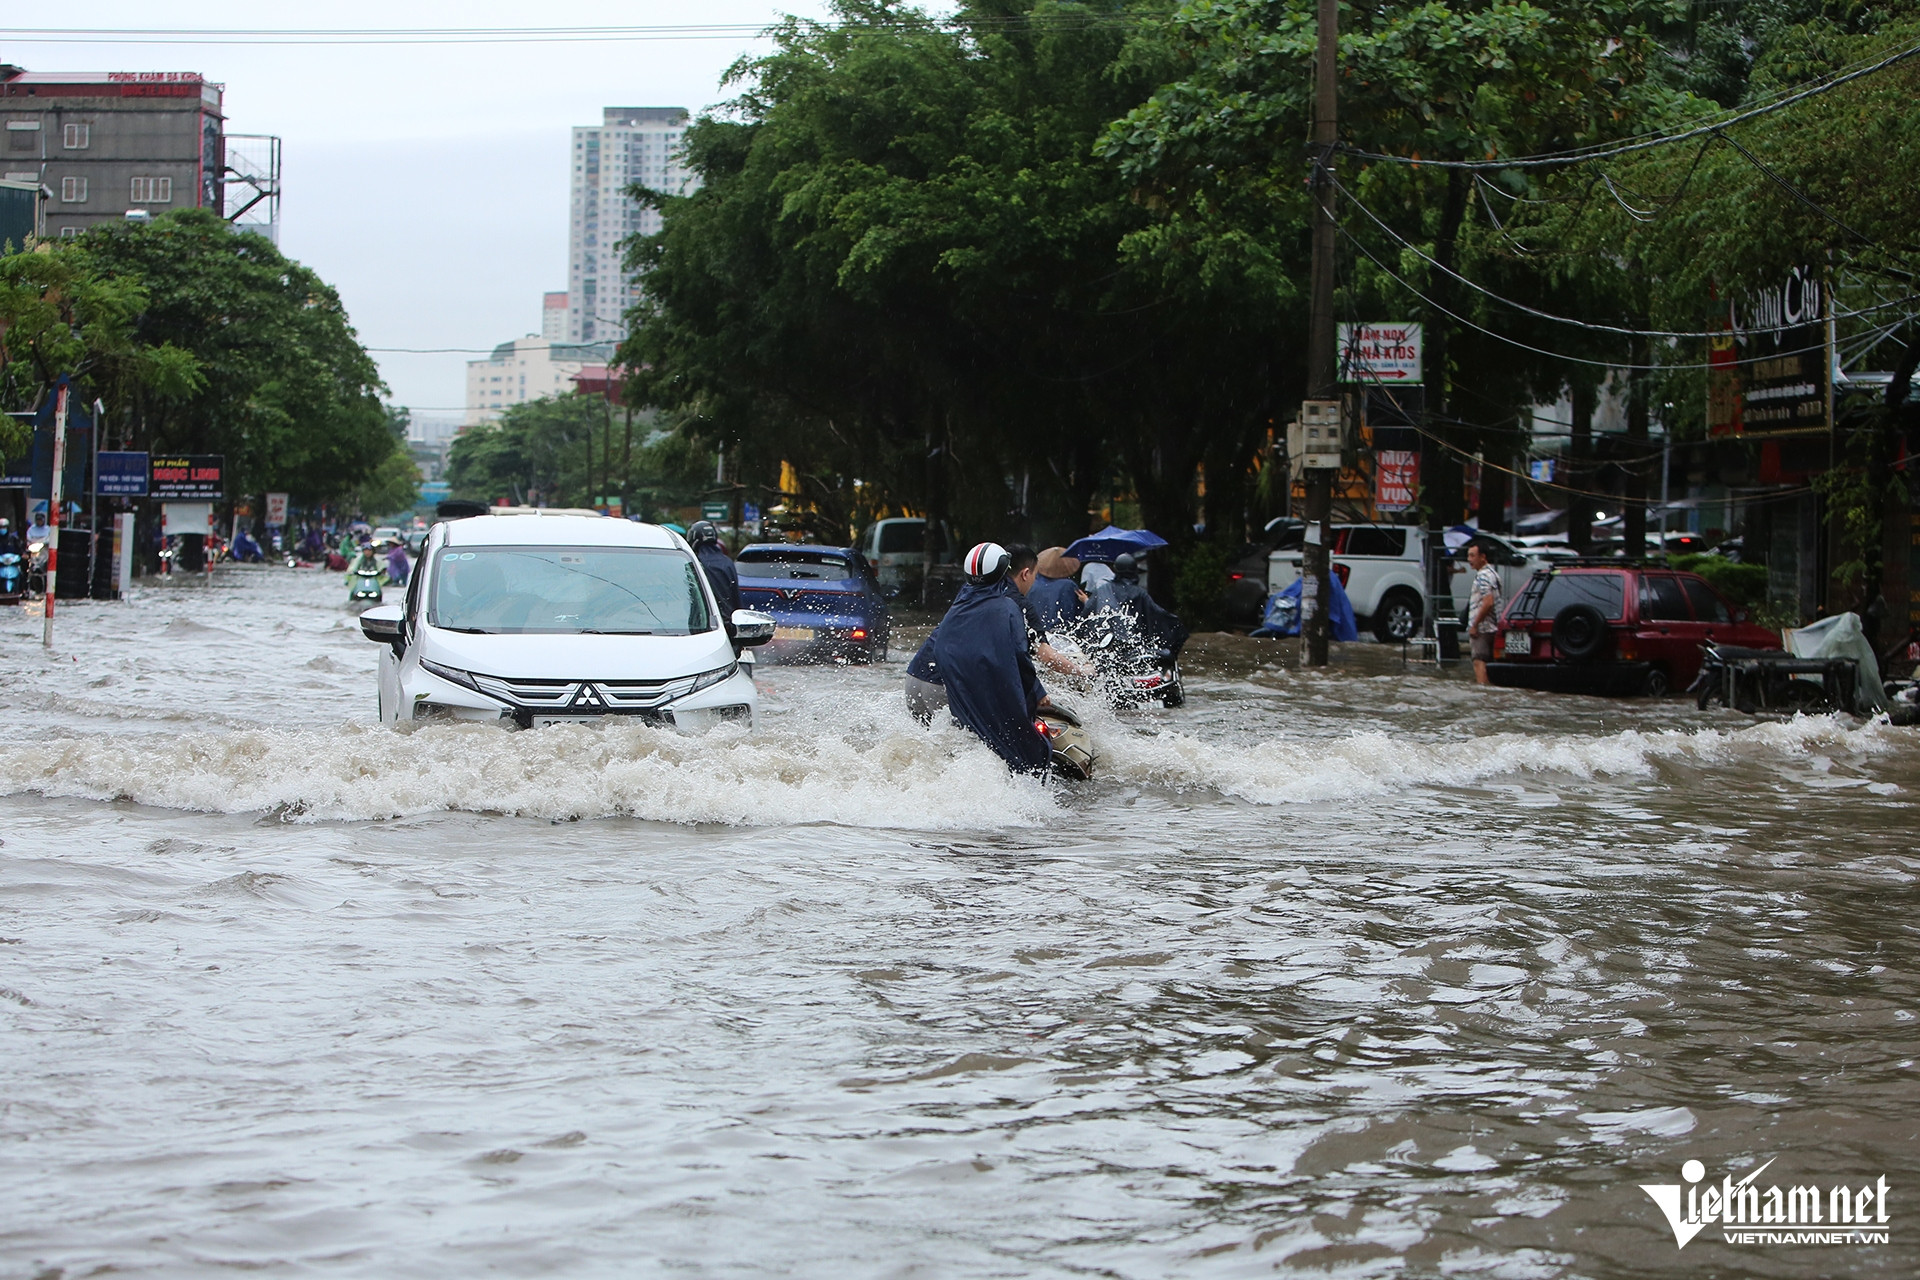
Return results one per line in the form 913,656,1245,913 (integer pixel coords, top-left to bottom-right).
60,226,80,238
130,176,173,204
7,119,39,151
63,122,89,149
60,175,87,202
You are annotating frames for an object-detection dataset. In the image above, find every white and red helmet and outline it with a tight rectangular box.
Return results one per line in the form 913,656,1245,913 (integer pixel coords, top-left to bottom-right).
963,541,1011,586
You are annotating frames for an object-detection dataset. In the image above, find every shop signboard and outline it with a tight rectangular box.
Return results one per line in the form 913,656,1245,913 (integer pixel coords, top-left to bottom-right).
150,454,224,499
98,451,150,496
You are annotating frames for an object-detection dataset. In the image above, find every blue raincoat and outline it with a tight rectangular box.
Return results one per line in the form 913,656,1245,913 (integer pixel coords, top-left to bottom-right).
1027,575,1082,631
929,581,1051,771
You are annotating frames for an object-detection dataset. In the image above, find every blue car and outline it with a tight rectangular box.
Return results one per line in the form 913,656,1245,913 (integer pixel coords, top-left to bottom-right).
735,544,891,663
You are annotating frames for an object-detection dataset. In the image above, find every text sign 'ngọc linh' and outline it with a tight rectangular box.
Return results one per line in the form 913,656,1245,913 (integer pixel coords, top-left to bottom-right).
97,451,149,496
149,454,223,500
1339,323,1423,385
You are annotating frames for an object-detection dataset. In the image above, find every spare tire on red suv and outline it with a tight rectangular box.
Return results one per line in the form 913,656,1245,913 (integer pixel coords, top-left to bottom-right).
1551,603,1611,661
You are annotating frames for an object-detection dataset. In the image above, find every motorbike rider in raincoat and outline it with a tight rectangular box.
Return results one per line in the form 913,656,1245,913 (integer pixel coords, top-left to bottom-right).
915,543,1054,772
1090,552,1189,660
687,520,741,620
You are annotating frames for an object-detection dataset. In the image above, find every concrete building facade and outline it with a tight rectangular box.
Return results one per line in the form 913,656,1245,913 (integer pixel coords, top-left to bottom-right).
567,107,693,343
464,337,614,427
541,291,568,340
1,67,225,237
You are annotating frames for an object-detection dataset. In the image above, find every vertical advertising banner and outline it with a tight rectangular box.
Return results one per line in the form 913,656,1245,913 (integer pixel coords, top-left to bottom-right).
266,492,289,526
1374,451,1418,511
1710,267,1828,437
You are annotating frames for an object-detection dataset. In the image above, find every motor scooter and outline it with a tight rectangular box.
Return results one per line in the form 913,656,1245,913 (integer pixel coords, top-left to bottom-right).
348,559,384,607
0,550,23,602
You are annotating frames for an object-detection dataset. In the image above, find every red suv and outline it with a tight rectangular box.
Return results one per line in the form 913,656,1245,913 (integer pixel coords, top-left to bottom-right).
1487,566,1782,697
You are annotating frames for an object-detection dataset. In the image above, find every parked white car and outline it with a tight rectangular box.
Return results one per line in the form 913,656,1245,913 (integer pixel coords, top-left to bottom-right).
1268,524,1429,642
1440,532,1560,620
358,512,773,729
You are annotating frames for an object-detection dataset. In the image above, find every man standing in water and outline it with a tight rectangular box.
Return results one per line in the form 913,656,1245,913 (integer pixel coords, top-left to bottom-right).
687,520,741,620
1465,541,1502,685
922,542,1053,772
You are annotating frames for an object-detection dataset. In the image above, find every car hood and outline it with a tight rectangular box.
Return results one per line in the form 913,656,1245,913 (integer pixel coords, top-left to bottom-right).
418,627,735,679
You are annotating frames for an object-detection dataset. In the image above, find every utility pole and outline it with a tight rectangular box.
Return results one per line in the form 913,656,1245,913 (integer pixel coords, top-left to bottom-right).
1301,0,1339,667
43,381,70,647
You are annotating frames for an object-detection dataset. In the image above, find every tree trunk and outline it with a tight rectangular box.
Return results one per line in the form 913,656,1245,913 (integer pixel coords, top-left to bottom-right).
1624,334,1649,559
1568,380,1596,552
1423,171,1470,532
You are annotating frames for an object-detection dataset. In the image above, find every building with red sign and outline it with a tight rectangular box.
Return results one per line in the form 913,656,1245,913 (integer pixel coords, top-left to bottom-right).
2,65,237,238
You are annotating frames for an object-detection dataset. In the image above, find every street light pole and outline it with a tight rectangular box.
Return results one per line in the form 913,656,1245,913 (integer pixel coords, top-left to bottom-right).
1301,0,1339,667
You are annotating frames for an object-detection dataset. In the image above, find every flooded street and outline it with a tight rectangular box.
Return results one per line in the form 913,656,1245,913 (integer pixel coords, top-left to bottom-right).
3,565,1916,1278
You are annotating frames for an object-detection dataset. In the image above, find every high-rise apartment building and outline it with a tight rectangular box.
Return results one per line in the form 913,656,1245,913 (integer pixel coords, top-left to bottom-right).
567,107,693,343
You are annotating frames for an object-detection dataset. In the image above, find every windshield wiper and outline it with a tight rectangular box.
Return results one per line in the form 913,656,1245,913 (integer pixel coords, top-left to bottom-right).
578,628,657,635
436,625,493,634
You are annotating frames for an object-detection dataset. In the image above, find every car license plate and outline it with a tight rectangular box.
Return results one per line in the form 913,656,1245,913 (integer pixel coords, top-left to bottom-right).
532,716,593,729
1504,629,1531,655
773,625,815,642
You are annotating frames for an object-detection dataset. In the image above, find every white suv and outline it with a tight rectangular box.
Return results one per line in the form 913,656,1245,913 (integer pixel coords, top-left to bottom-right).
359,513,772,729
1268,524,1429,642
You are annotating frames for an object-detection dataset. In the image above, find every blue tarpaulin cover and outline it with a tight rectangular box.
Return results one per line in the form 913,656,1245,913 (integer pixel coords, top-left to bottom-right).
1250,573,1359,641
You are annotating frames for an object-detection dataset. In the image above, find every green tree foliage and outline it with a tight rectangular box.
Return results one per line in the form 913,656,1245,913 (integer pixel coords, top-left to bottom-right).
78,209,400,504
623,0,1291,560
0,238,202,457
447,393,711,517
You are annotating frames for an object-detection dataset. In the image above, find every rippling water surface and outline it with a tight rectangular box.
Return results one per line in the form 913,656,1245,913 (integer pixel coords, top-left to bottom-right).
2,566,1916,1278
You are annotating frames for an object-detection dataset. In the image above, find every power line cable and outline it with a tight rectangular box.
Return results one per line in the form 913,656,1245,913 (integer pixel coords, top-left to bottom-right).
1332,173,1920,340
1337,33,1920,172
0,15,1138,45
1335,216,1898,371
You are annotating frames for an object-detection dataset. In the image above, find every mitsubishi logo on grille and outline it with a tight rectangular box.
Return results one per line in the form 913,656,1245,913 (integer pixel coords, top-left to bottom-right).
570,683,605,709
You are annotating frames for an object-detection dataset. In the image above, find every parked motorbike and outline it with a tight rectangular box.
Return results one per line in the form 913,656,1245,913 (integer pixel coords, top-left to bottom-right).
0,550,23,602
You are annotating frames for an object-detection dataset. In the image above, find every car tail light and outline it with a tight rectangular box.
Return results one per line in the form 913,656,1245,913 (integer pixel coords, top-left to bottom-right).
851,628,868,640
1229,572,1244,580
1618,637,1637,661
1332,563,1351,587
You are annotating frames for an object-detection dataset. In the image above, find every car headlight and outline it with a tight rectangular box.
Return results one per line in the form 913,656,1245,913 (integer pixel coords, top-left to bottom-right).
419,657,479,691
682,661,739,697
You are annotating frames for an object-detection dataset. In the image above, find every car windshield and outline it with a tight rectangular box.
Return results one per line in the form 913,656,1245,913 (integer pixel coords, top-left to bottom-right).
428,545,712,635
739,557,852,581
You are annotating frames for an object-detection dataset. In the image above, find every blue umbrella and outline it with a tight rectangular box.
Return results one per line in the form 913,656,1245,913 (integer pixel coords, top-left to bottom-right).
1063,525,1169,563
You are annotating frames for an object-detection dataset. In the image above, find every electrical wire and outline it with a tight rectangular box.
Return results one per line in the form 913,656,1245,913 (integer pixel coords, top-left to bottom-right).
0,15,1139,45
1332,173,1920,340
1337,33,1920,172
1337,217,1846,371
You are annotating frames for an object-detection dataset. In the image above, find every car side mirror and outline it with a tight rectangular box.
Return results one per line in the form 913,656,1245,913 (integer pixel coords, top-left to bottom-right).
359,603,405,655
731,608,777,647
1733,608,1749,623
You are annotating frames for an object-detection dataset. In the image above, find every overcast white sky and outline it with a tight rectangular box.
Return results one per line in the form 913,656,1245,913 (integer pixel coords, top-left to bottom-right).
6,2,836,415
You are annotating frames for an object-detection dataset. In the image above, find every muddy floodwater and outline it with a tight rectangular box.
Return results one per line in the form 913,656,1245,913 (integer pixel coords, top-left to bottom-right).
2,565,1916,1279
